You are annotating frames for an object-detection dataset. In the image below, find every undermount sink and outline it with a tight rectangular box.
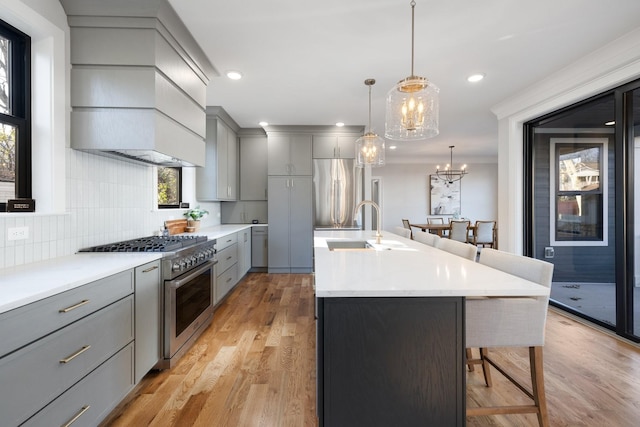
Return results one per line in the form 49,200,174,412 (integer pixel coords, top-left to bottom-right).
326,240,373,251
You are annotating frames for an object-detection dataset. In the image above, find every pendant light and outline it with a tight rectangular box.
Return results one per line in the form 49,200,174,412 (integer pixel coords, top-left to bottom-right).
385,0,439,141
356,78,385,168
435,146,467,183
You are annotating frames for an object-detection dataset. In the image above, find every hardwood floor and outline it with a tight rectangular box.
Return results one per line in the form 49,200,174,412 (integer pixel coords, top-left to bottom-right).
103,273,640,427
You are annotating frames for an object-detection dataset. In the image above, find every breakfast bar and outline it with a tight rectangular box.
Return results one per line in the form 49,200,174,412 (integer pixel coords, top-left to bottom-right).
313,230,550,426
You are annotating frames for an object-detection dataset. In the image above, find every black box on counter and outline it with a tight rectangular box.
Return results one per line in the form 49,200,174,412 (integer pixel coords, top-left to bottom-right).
7,198,36,212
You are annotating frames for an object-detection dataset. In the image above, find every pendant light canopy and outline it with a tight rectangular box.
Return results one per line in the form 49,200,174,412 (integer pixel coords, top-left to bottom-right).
435,146,467,183
385,0,439,141
356,79,385,168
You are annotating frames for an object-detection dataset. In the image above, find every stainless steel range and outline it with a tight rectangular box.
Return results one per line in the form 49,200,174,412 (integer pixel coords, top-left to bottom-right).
79,235,217,368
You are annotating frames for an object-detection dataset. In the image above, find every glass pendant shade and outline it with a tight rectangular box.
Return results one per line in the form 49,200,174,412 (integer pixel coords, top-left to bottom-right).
385,1,440,141
356,132,386,167
385,77,439,141
355,78,385,168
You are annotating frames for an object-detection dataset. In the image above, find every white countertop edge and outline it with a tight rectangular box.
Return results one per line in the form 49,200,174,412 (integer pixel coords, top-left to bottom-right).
0,253,162,314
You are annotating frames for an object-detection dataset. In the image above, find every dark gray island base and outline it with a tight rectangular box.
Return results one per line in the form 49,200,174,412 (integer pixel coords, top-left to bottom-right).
316,296,465,426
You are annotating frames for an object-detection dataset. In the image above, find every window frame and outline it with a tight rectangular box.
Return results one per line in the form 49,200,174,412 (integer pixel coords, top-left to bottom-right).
157,166,182,209
0,18,31,202
549,137,608,246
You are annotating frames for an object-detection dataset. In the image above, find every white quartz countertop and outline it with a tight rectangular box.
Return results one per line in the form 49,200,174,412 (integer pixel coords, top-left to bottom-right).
314,230,551,298
0,253,162,314
191,223,267,240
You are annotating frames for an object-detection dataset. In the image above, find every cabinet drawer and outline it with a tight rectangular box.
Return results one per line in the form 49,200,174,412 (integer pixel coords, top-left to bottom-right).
216,263,238,304
217,243,238,274
23,342,135,427
216,232,238,251
0,296,134,426
0,270,133,357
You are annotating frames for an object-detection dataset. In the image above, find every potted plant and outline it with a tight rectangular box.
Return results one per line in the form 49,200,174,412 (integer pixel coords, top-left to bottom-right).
184,206,209,231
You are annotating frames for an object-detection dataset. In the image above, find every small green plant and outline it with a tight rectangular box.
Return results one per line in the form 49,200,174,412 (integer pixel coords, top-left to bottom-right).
184,206,209,221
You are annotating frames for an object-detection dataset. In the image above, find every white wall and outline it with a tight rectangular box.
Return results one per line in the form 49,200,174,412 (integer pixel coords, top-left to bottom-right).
371,163,498,232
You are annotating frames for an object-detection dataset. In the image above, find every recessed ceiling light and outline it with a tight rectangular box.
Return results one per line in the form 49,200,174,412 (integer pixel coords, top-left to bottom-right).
336,122,345,127
605,121,615,126
226,71,243,80
467,73,485,83
259,121,269,127
389,145,397,150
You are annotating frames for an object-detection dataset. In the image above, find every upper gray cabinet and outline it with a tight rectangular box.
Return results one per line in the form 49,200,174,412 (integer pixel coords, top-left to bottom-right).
313,135,358,159
196,107,239,201
267,135,312,176
61,0,215,166
239,131,268,201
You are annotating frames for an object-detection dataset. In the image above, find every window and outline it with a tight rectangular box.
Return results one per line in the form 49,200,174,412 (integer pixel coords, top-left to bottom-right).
550,138,607,245
158,167,181,208
0,19,31,204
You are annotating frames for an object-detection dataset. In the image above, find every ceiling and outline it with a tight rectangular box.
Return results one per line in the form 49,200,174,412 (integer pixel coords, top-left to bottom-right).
168,0,640,164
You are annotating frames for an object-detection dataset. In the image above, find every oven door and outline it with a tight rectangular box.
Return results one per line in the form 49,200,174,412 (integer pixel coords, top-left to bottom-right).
164,260,215,360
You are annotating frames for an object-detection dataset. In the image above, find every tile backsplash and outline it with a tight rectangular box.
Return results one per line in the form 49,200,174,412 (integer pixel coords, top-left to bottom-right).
0,148,219,269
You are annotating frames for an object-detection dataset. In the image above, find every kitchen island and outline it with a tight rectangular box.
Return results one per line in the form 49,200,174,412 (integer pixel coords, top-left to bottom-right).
313,230,550,427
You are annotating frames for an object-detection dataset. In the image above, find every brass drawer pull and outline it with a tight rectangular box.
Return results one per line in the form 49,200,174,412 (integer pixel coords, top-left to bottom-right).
60,345,91,364
61,405,90,427
142,265,159,273
59,299,89,313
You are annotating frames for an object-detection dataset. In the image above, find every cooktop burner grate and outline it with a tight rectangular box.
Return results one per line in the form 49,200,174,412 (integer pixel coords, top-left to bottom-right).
79,235,208,253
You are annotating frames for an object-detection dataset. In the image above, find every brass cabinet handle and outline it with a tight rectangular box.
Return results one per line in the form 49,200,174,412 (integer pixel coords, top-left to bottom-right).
61,405,91,427
59,299,89,313
60,345,91,364
142,265,159,273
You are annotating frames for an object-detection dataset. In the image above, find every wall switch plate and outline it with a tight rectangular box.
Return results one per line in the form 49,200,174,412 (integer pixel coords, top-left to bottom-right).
8,226,29,241
544,247,554,259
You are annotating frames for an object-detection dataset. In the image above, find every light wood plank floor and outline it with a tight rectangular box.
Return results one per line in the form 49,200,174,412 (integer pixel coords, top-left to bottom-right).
103,273,640,427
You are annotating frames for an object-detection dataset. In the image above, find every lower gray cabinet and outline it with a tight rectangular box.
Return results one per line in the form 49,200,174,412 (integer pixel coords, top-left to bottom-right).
0,295,134,426
0,268,140,427
134,260,161,383
23,343,134,427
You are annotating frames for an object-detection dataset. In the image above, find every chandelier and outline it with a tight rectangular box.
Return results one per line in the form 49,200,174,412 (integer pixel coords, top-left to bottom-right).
385,0,439,141
356,79,385,167
436,146,467,183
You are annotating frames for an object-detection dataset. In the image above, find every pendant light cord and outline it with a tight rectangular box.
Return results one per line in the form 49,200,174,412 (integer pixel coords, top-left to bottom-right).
410,0,416,77
368,84,372,132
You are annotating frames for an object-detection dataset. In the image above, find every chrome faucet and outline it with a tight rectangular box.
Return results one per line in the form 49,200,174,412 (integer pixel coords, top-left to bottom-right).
354,200,382,244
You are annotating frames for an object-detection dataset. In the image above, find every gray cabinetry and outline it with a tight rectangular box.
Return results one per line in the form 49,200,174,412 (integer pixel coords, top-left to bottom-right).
238,228,252,278
267,135,312,176
215,233,239,305
0,271,135,427
134,260,161,383
240,132,268,200
251,226,268,270
197,109,239,201
268,176,313,273
312,135,357,159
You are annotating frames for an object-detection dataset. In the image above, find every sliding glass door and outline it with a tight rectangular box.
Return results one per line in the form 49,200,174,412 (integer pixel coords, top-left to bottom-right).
525,81,640,342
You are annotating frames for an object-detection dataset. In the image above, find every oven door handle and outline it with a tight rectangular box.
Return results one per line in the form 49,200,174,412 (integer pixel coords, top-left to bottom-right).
167,260,215,290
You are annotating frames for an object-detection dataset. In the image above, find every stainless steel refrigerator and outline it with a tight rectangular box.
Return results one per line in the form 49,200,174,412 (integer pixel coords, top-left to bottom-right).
313,158,363,229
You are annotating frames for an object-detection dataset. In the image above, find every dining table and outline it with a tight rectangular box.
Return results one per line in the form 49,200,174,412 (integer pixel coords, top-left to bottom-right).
410,222,476,237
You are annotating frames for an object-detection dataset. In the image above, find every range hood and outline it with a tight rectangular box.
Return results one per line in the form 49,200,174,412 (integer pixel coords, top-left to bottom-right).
62,0,217,167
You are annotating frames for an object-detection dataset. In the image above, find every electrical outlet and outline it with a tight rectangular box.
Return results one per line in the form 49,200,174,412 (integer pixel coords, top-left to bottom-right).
544,247,554,259
8,226,29,241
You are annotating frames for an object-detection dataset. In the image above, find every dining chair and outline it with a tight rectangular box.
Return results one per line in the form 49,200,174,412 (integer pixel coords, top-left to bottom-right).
435,237,476,261
392,226,412,239
466,248,554,427
472,220,496,248
449,220,470,243
401,219,413,239
413,230,440,247
426,217,446,235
